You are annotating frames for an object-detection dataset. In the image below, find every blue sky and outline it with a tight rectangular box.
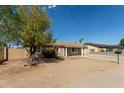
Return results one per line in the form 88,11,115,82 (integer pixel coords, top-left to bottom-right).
45,5,124,45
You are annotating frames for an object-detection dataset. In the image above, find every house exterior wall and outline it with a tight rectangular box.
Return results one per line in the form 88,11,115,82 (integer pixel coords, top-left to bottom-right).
67,48,81,56
8,48,28,60
83,48,90,55
7,47,83,60
99,48,107,52
55,47,82,57
110,48,118,52
87,45,100,52
58,47,64,56
86,45,110,53
0,47,4,60
86,45,120,53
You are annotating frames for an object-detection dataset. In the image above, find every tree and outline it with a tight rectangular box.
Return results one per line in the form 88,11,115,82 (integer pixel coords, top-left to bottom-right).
0,6,53,65
79,37,84,44
120,38,124,49
0,6,20,47
52,38,58,43
18,6,52,65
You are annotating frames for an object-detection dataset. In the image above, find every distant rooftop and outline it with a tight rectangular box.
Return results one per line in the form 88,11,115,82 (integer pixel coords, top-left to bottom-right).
84,43,120,48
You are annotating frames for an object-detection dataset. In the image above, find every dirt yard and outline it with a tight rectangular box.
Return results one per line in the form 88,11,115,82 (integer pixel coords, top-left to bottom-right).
0,57,117,88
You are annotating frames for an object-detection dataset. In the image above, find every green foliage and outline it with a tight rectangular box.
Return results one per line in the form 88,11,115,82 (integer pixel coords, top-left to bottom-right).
0,6,21,47
0,6,54,48
52,38,58,43
42,48,57,58
0,6,55,65
79,37,84,44
18,6,52,47
120,38,124,49
0,41,6,47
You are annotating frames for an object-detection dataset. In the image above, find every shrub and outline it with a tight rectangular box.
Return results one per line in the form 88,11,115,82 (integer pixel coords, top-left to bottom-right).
101,50,105,52
42,48,57,58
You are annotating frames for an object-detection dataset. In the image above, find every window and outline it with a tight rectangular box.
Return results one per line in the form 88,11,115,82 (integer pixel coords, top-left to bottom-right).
90,49,95,52
72,48,77,52
54,47,60,53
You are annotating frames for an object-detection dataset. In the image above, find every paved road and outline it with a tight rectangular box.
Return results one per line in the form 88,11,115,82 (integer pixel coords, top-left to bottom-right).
85,54,124,63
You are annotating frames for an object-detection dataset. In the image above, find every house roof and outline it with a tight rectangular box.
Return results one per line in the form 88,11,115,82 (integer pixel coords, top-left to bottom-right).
46,42,84,48
84,43,120,48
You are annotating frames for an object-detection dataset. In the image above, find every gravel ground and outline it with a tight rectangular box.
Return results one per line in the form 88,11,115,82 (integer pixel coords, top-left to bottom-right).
0,57,117,88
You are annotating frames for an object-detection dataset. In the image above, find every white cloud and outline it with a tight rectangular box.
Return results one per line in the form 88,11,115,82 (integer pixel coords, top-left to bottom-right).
48,5,56,9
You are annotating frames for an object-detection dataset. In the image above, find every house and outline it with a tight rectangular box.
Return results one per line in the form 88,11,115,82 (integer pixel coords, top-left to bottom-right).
2,42,121,61
84,43,120,53
44,42,85,57
2,42,85,61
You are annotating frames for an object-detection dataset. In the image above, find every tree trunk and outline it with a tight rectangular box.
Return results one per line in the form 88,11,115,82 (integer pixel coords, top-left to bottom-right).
29,43,37,66
29,53,35,66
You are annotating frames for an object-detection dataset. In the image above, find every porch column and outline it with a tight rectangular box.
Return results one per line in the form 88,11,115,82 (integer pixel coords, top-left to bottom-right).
81,48,84,56
65,48,67,57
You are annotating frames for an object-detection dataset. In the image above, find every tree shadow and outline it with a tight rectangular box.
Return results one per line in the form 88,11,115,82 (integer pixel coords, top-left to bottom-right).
109,60,118,64
0,59,8,65
36,57,65,64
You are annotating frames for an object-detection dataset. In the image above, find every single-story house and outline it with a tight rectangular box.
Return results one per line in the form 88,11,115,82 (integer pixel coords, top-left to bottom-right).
43,42,85,57
1,42,122,61
1,42,85,61
84,43,120,53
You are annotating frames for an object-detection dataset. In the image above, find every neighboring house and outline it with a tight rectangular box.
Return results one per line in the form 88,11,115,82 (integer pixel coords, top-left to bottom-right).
45,42,85,57
84,43,120,53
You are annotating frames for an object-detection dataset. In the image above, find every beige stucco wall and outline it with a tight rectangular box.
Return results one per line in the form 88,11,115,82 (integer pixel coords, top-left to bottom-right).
58,47,64,56
98,48,106,52
87,45,100,52
87,45,108,52
0,48,4,60
7,47,83,60
8,47,65,60
8,48,28,60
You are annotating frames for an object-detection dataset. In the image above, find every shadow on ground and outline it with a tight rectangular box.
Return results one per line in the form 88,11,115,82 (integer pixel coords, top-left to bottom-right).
0,59,8,65
36,57,65,64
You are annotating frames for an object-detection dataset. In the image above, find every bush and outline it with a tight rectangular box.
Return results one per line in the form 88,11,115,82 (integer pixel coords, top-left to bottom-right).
42,48,57,58
101,50,105,52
